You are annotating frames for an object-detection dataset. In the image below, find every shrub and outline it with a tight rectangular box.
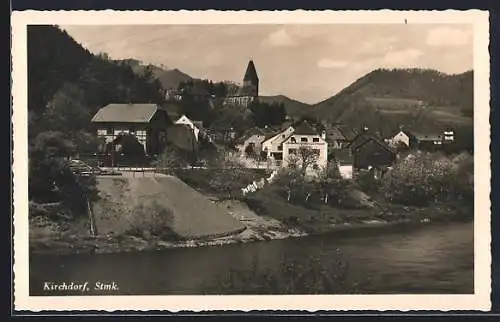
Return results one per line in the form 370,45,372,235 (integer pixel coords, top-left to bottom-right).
355,169,381,193
126,202,179,240
200,252,364,294
153,145,186,174
272,163,351,207
381,153,458,206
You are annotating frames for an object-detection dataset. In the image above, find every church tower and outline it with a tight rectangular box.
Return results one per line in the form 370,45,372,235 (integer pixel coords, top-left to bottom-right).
242,59,259,97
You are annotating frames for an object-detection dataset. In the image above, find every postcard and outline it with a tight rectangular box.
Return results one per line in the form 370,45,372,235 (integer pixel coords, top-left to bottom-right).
12,9,491,311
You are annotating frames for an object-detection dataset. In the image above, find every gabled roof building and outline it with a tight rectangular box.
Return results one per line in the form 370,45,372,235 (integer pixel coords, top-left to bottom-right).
91,103,170,155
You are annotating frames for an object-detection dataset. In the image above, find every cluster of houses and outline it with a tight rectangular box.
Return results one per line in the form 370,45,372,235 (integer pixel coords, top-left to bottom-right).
233,121,456,179
89,58,457,178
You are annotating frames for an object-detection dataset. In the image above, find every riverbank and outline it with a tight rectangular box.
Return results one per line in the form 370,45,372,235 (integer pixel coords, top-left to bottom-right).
29,190,472,256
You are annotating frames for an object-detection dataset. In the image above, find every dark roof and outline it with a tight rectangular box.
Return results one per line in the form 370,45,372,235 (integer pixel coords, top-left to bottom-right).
235,127,267,144
336,124,357,141
91,103,159,123
326,126,346,141
243,60,259,82
348,132,395,153
293,121,318,135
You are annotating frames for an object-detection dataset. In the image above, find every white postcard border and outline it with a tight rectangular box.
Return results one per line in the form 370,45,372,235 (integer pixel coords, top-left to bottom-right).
12,9,491,312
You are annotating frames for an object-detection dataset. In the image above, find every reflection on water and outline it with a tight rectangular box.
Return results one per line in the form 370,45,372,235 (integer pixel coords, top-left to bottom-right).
30,221,473,295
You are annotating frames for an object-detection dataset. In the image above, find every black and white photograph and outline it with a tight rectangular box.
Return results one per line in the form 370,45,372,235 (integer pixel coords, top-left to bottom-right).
12,10,490,311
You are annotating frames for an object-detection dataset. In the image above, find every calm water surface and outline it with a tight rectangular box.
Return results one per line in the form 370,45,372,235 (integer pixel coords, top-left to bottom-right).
30,221,473,295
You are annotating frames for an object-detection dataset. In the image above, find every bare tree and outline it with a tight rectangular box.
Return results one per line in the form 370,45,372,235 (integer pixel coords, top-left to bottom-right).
287,146,320,176
273,168,304,202
316,162,348,205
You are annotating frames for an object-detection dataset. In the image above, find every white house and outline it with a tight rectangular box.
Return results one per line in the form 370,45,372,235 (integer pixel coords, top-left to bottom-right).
386,129,417,149
261,126,295,162
282,122,328,171
174,115,203,141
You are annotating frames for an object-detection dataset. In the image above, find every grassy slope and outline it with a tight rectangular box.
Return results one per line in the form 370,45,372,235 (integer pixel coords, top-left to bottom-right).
243,185,472,235
92,176,245,239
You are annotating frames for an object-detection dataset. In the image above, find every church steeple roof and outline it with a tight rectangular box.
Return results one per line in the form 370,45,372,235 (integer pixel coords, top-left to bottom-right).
243,60,259,83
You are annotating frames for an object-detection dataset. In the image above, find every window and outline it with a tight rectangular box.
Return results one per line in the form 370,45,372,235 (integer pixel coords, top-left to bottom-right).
312,149,320,155
106,128,113,135
282,135,285,138
278,145,283,151
129,128,136,134
313,137,320,142
290,137,296,143
289,148,297,154
301,137,308,142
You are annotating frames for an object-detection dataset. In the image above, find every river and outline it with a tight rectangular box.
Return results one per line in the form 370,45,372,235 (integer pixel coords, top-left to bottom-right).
29,221,473,295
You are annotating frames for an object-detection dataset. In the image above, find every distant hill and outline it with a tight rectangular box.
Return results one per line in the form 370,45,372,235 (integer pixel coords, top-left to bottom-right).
311,68,473,136
120,59,194,90
157,69,194,90
259,95,312,117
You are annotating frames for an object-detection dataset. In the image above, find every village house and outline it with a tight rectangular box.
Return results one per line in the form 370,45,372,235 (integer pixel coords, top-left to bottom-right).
282,122,328,170
234,127,274,158
324,123,357,149
413,131,455,151
91,103,170,155
224,59,259,108
386,128,419,149
174,114,204,141
386,128,455,152
347,128,397,178
261,125,295,163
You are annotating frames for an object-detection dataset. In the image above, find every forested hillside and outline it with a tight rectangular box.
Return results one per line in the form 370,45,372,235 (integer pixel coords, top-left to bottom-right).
259,95,312,118
311,68,474,138
28,25,165,207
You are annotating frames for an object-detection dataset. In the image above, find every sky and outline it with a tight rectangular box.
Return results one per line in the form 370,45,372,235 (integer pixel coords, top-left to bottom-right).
62,24,473,104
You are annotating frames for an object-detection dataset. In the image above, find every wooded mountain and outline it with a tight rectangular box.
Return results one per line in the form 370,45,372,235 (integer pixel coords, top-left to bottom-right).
28,25,165,138
311,68,473,136
120,59,194,90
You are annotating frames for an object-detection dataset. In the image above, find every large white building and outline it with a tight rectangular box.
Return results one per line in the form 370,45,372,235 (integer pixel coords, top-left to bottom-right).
282,122,328,171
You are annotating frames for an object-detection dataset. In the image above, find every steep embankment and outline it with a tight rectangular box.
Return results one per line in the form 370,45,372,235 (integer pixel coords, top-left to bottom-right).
92,175,246,239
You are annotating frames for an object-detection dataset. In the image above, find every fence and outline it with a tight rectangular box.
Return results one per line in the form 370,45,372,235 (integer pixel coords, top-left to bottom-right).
77,153,157,168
